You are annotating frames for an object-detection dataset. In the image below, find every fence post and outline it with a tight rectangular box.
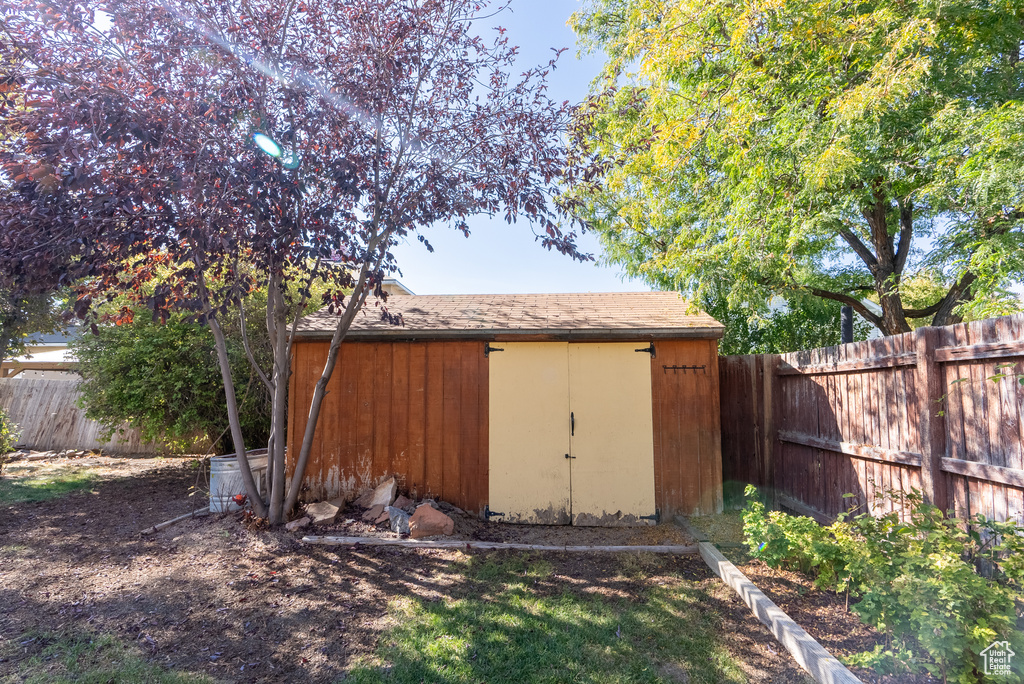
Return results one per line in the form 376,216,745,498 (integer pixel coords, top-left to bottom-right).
761,354,780,505
914,327,948,512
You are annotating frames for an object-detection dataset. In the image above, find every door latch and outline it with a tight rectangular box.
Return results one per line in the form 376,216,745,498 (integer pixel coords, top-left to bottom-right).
564,453,576,459
570,411,574,435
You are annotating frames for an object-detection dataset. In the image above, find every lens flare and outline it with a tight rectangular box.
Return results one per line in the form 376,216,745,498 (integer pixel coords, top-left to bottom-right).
253,132,282,157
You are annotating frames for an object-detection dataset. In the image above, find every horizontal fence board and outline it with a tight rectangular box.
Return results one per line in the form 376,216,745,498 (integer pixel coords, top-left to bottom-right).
777,494,833,525
940,458,1024,489
778,430,922,467
934,340,1024,363
721,313,1024,524
777,351,917,376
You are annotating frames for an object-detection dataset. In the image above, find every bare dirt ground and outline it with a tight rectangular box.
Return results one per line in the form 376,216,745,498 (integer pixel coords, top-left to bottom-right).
0,456,817,683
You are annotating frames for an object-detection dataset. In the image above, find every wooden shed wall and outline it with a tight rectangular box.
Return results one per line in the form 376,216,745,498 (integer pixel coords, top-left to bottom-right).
288,337,722,518
650,339,723,517
287,340,488,513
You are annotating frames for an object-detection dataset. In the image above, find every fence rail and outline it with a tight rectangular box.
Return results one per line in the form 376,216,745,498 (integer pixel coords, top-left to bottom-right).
720,313,1024,526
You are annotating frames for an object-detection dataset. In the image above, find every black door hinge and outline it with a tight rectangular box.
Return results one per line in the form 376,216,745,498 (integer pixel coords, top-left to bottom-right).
640,510,660,523
484,344,504,357
484,505,506,518
635,344,655,358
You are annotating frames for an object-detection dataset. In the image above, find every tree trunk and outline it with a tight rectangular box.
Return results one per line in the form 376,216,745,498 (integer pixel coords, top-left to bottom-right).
209,315,268,518
267,275,290,524
862,194,913,336
283,273,374,515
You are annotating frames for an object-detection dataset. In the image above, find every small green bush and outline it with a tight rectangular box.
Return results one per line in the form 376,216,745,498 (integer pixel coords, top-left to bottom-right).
742,485,1024,683
0,407,21,475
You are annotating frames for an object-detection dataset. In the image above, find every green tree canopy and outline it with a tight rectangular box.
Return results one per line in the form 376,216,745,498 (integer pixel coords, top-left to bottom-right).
0,290,68,364
567,0,1024,335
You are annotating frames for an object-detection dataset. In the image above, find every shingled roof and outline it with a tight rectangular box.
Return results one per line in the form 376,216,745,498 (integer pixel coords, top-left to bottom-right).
295,292,724,340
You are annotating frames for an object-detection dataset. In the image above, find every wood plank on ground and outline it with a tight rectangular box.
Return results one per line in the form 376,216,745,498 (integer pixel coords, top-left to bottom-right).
698,542,862,684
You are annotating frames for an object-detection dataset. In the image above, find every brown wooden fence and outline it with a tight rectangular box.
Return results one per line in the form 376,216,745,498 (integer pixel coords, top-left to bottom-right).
0,378,160,453
720,313,1024,525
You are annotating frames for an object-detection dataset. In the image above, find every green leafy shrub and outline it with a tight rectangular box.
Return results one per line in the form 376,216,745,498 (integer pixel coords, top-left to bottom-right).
742,485,1024,683
0,407,20,475
72,308,271,454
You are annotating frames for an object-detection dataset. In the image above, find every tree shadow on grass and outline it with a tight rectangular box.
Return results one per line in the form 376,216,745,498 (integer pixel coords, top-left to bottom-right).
343,553,795,684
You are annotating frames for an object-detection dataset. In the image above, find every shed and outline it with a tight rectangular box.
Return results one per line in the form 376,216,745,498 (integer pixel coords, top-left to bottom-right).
286,292,725,524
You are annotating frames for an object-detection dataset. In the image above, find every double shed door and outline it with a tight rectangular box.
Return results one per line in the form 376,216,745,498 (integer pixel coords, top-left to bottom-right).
488,342,656,526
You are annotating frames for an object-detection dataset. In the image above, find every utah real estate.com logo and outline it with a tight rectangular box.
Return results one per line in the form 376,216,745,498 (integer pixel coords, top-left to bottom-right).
980,640,1014,678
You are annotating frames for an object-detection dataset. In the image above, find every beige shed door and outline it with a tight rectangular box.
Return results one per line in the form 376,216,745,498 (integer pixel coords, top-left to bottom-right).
488,341,656,526
488,342,572,524
568,343,656,525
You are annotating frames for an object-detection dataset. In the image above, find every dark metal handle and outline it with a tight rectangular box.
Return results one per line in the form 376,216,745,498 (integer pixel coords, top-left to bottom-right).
565,453,575,459
571,411,574,436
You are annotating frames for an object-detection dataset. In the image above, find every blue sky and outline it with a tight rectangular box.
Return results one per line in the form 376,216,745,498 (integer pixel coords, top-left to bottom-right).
389,0,652,295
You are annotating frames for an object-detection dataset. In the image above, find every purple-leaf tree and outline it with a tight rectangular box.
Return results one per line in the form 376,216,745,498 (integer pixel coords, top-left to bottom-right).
0,0,587,523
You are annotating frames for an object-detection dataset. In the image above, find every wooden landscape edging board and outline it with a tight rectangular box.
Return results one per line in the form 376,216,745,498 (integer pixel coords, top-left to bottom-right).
301,535,697,554
698,542,862,684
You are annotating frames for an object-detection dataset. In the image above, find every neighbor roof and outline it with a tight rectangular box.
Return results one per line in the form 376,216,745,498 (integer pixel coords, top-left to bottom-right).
296,292,724,340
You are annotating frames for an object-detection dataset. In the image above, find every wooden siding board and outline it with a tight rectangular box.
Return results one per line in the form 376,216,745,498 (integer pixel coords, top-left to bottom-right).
477,347,490,512
372,343,393,481
441,342,463,504
651,339,721,516
307,343,329,495
423,343,445,500
287,339,489,513
391,343,410,492
354,343,376,487
707,342,724,513
406,343,428,499
460,342,482,514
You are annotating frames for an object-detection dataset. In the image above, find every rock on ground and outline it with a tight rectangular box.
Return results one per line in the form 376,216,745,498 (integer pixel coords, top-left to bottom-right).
368,477,398,508
285,517,311,532
392,495,415,513
408,503,454,539
352,489,375,508
386,506,410,534
361,504,385,522
305,501,340,526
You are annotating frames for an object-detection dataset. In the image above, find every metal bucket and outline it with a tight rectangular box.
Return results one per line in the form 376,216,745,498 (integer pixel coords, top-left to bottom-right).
209,451,268,513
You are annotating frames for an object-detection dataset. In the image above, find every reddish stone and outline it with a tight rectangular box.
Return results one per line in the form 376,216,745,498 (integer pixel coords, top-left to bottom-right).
361,504,384,522
408,504,455,539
